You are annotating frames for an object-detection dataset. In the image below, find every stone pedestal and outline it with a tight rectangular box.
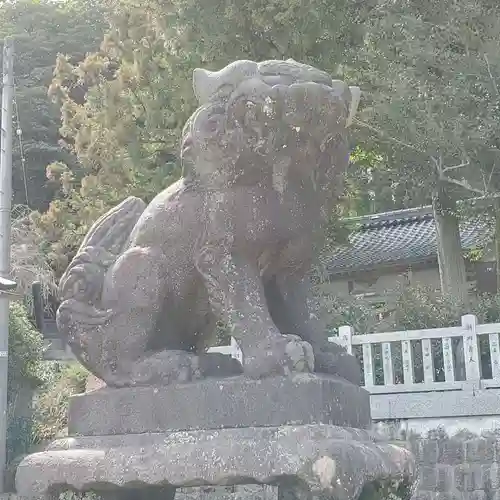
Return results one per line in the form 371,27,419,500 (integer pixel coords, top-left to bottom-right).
68,373,371,435
15,375,416,500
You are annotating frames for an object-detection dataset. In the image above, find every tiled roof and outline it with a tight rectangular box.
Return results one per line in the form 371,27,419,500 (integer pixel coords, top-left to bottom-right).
326,206,492,276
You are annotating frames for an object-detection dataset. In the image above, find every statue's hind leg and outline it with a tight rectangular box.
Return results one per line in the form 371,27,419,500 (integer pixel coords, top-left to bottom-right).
96,246,200,387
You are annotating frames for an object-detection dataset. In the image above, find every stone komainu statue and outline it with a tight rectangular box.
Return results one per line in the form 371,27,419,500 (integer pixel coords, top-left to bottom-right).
56,58,362,388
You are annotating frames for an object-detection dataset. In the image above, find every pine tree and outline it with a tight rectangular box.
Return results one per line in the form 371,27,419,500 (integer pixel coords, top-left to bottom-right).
32,5,196,274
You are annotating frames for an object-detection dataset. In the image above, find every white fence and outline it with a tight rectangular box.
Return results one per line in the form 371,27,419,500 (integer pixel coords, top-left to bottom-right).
45,313,500,398
208,314,500,396
42,314,500,419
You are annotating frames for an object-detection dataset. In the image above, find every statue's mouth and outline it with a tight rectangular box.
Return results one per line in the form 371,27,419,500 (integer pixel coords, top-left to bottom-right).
225,80,352,147
183,68,355,178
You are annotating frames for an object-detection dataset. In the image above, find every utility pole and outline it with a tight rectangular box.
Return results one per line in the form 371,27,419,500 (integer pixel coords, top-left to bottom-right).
0,37,14,493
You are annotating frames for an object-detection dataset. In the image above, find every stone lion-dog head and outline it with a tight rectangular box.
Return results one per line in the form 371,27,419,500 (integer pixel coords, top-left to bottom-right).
180,59,360,195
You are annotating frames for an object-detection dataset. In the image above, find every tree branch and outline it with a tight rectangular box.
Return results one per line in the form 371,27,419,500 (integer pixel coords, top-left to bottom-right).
353,118,425,153
442,176,486,195
442,162,469,174
430,155,485,194
484,53,499,97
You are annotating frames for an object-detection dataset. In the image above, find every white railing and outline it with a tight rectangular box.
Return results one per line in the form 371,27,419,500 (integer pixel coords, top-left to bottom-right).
207,314,500,395
329,315,491,394
208,337,244,364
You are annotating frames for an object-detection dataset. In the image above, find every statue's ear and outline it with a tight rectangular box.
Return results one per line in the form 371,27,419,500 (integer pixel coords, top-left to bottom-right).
194,61,259,104
193,68,214,105
346,86,361,127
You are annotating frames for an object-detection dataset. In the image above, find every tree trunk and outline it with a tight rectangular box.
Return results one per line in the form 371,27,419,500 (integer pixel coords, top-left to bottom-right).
432,183,468,305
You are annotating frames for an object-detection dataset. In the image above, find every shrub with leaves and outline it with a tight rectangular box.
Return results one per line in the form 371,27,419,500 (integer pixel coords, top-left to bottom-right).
319,293,380,336
472,293,500,324
390,286,460,331
32,363,89,444
320,284,500,385
7,302,46,463
59,492,101,500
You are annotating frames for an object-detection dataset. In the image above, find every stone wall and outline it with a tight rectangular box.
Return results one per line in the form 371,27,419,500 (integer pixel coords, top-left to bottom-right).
176,486,277,500
174,432,500,500
404,432,500,500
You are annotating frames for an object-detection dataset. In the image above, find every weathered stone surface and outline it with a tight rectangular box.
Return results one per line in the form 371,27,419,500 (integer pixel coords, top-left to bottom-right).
68,374,371,436
463,438,495,463
15,424,415,500
412,439,440,465
177,485,277,500
491,461,500,489
55,58,362,388
455,463,488,492
439,439,465,466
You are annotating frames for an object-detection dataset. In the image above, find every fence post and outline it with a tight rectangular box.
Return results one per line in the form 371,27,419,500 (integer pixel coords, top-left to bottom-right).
461,314,481,382
230,337,243,364
401,340,415,385
421,338,435,385
338,325,353,355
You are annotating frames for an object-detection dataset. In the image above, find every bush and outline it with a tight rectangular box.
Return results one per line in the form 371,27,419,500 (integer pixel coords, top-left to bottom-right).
320,284,500,385
471,293,500,323
32,362,89,444
390,286,460,330
8,302,46,392
7,302,46,463
319,293,381,336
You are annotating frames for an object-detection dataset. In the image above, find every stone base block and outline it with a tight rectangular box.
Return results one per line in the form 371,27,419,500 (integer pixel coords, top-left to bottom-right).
68,374,371,436
16,424,416,500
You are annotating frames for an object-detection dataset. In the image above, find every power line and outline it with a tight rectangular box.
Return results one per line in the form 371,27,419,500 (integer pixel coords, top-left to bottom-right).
12,81,29,206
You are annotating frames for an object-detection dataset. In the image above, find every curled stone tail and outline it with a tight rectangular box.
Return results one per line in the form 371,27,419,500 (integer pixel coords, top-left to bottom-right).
56,196,146,373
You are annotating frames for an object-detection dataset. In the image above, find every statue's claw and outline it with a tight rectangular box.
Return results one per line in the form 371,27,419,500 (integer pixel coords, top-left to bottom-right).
242,333,314,378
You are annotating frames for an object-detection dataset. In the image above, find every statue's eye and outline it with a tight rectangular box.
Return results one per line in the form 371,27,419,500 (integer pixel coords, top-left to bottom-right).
202,115,223,135
207,118,219,132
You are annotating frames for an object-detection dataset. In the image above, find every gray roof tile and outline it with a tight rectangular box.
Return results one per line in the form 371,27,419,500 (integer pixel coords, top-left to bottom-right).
326,206,492,276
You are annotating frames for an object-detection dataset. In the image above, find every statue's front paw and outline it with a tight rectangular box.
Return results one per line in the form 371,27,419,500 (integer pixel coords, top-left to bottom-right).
313,343,362,386
243,334,314,378
125,350,203,387
281,334,315,373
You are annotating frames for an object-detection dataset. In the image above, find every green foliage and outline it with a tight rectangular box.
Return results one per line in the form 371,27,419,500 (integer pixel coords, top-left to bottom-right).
321,284,500,384
322,283,500,335
215,321,231,347
32,362,89,444
319,294,381,337
0,0,108,210
7,302,46,463
357,0,500,202
344,147,409,216
33,4,193,275
8,302,45,394
139,0,375,73
390,286,460,331
59,492,101,500
358,478,411,500
472,293,500,324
